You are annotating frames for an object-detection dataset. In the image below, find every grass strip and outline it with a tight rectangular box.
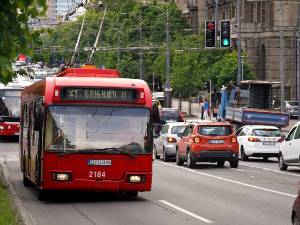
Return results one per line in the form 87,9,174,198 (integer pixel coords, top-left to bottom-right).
0,170,20,225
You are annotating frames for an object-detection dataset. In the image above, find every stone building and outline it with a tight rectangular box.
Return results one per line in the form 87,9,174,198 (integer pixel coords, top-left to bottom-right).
178,0,299,100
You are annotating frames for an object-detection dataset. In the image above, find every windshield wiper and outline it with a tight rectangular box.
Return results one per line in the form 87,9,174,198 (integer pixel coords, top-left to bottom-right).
57,148,136,158
58,150,101,156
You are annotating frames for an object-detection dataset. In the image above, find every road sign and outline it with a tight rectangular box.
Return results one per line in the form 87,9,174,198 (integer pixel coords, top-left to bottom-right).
165,81,172,88
165,88,172,91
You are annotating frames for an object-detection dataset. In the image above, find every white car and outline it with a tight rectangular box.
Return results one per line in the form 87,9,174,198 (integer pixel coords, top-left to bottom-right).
236,125,283,161
153,122,187,162
279,121,300,170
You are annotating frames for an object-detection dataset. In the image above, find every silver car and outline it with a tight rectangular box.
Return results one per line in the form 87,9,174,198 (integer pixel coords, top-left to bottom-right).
153,122,186,162
285,101,299,118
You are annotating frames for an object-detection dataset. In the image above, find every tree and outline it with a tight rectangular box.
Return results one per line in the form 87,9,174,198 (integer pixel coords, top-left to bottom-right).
0,0,48,84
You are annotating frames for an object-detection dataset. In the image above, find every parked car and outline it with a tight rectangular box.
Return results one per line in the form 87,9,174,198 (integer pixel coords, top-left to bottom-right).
284,101,299,118
153,122,187,161
176,121,239,168
154,108,184,134
236,125,284,161
279,121,300,170
292,181,300,224
152,92,164,107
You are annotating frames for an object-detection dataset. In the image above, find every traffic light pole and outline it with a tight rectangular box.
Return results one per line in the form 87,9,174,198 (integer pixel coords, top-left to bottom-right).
215,0,220,38
237,0,242,85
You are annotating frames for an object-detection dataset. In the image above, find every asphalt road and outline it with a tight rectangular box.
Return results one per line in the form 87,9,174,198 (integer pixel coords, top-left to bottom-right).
1,134,300,225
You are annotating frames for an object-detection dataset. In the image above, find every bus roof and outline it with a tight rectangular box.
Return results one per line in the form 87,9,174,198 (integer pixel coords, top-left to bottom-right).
56,68,120,78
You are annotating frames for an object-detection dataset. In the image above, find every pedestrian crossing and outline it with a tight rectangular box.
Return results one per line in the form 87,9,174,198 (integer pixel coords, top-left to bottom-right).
0,152,19,162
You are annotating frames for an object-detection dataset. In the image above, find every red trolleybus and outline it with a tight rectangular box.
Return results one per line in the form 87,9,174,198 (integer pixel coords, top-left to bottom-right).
0,85,23,136
20,68,159,200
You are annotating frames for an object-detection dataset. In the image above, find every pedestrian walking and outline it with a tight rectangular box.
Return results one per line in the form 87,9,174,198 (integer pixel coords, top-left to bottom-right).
199,99,204,120
203,98,209,119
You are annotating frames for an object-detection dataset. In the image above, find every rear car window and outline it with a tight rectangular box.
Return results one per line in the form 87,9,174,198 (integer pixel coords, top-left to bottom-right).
198,126,233,136
171,126,186,134
252,129,281,137
287,102,298,106
160,110,182,122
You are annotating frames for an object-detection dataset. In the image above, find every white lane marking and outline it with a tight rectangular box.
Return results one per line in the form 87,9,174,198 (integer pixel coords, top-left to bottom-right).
159,200,214,224
7,154,19,162
232,168,245,171
240,163,300,177
157,161,296,198
0,152,18,155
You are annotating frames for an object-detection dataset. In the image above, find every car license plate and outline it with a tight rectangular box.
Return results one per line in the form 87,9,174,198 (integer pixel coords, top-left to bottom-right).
262,142,276,146
295,109,299,111
209,140,224,144
14,133,19,135
88,160,111,166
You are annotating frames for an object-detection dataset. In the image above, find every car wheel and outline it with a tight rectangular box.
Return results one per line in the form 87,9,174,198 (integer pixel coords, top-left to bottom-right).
187,150,196,168
126,191,138,197
230,159,239,168
263,156,269,161
293,213,299,225
153,145,160,159
163,148,170,162
217,161,225,166
279,153,288,170
241,147,248,161
176,148,184,166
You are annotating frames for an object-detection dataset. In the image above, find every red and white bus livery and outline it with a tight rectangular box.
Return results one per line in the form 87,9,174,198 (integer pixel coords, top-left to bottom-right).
20,68,159,200
0,86,22,136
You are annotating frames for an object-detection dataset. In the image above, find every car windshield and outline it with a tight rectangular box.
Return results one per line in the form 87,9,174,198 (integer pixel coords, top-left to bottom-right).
198,126,233,136
0,90,22,118
45,106,151,154
287,102,298,106
171,126,186,134
160,110,182,122
253,129,281,137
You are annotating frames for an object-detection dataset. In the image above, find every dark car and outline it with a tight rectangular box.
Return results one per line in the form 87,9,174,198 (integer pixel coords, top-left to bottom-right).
154,108,184,134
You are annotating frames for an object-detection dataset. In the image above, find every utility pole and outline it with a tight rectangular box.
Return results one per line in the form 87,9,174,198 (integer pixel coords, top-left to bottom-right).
298,0,300,119
117,15,120,71
166,3,171,108
237,0,242,85
280,1,285,112
140,10,143,80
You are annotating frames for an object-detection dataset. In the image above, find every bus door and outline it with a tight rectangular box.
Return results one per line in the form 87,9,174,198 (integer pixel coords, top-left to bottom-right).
27,102,33,178
22,103,29,175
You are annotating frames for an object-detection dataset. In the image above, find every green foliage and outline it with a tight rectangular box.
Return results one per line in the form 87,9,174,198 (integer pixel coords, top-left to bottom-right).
0,0,49,84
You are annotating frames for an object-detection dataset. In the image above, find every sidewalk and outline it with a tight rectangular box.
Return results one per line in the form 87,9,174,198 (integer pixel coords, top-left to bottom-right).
171,97,298,131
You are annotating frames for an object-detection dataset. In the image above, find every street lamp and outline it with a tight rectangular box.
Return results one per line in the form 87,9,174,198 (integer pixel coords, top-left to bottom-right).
143,3,171,108
121,11,142,79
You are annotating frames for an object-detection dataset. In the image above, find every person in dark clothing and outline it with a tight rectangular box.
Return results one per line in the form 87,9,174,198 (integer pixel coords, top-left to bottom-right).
226,81,236,99
0,98,9,116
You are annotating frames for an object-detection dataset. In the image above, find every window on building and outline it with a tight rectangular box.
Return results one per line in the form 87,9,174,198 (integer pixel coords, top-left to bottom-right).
273,88,290,101
229,10,231,19
257,2,261,23
232,6,235,18
223,12,225,20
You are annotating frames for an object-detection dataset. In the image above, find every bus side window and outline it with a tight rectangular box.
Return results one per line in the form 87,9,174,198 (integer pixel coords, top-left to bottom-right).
24,104,28,128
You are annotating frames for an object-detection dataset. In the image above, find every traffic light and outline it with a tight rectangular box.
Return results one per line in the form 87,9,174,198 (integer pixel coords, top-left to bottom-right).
220,20,231,48
205,21,216,48
204,81,210,93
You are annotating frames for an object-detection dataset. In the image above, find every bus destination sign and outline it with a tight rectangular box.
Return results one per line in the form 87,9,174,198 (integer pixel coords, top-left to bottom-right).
61,87,138,102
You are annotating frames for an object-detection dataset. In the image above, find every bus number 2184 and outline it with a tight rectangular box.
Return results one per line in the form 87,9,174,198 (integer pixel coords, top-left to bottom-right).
89,171,106,178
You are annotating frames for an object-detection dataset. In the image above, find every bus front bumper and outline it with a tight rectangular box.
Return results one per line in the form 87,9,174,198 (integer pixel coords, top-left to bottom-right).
42,171,152,192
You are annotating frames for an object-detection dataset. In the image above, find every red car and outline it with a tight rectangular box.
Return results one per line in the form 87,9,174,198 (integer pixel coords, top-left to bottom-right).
176,121,239,168
292,181,300,224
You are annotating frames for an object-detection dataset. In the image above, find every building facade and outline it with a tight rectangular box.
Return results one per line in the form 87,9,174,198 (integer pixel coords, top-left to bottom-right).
176,0,298,100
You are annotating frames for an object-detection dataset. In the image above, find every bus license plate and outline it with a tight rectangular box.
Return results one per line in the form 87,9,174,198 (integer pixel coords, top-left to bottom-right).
88,160,111,166
209,140,224,144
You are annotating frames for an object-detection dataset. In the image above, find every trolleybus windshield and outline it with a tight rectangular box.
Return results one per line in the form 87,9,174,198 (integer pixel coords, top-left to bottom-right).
45,106,151,154
0,90,21,118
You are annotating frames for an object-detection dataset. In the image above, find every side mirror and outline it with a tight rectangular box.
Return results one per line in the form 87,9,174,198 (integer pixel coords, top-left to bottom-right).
152,102,160,123
33,111,43,131
177,133,182,138
281,135,286,140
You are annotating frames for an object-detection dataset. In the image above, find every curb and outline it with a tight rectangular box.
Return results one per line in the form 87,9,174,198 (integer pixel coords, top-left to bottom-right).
0,159,36,225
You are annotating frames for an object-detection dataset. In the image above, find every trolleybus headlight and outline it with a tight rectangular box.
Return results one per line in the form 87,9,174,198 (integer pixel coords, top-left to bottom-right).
127,175,146,183
0,126,4,130
52,172,70,181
